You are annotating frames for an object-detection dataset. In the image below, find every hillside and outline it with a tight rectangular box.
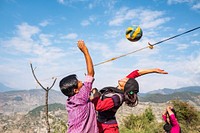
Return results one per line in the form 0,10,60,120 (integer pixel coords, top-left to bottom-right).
0,86,200,133
0,103,68,133
0,83,16,92
0,89,66,115
1,101,199,133
147,86,200,94
0,85,200,115
140,92,200,106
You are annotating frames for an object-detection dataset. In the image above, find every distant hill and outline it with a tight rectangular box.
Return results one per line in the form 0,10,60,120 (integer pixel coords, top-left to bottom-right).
0,85,199,115
140,91,200,105
0,83,16,92
147,86,200,94
0,89,66,115
28,103,65,117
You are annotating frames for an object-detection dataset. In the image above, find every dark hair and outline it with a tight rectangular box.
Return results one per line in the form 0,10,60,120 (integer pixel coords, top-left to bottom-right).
59,74,78,97
124,78,139,93
171,108,177,118
166,108,177,118
124,78,139,107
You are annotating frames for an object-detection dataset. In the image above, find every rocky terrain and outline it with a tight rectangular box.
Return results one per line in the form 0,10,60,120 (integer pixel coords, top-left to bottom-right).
0,85,199,132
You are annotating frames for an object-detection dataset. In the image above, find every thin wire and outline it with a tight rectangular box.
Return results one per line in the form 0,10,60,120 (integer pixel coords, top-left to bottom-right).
151,26,200,46
42,26,200,81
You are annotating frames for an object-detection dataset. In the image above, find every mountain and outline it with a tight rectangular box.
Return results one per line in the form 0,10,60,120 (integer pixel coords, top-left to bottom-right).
147,86,200,94
0,85,199,115
140,92,200,105
0,89,66,115
0,83,16,92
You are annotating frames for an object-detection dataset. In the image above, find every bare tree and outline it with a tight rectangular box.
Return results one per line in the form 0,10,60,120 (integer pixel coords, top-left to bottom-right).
30,63,57,133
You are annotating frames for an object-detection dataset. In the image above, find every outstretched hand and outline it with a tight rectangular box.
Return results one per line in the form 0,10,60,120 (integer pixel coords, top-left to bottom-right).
155,68,168,74
77,40,88,54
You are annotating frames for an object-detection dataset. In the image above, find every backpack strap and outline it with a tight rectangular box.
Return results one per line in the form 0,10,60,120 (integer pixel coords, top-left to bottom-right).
100,87,124,106
103,93,123,105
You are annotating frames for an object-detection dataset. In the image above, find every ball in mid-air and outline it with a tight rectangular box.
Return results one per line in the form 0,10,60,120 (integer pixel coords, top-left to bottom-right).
125,25,143,42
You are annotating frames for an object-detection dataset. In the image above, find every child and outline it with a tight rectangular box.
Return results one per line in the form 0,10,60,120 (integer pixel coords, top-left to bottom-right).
91,68,168,133
59,40,98,133
162,106,181,133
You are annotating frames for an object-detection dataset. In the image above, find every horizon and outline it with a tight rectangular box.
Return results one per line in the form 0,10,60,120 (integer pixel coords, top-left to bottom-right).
0,0,200,93
1,82,200,94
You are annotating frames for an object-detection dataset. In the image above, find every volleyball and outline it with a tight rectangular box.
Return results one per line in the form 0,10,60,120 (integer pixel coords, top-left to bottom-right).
125,25,143,42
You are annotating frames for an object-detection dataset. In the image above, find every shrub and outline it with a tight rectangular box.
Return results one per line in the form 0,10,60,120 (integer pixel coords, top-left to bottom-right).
121,107,159,133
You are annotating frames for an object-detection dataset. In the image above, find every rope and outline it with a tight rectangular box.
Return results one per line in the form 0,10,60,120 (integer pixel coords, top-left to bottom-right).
150,26,200,46
42,26,200,81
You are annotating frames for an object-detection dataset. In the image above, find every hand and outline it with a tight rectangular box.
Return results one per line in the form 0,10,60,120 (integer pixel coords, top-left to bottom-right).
154,68,168,74
89,88,100,101
166,105,173,112
77,40,88,53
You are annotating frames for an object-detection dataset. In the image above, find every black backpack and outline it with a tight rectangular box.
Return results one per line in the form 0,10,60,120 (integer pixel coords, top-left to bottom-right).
163,123,181,133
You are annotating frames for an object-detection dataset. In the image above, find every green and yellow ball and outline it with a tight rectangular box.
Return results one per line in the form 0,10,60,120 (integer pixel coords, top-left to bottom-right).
125,25,143,42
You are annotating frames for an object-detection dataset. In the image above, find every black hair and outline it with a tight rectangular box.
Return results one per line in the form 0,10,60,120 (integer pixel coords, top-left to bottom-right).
166,108,177,119
171,108,177,118
124,78,139,93
124,78,139,107
59,74,78,97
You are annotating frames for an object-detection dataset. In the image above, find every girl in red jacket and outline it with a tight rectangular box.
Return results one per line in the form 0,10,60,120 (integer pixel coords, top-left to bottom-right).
91,68,168,133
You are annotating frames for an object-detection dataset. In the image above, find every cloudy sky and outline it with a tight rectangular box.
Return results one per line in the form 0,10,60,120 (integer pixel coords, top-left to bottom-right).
0,0,200,93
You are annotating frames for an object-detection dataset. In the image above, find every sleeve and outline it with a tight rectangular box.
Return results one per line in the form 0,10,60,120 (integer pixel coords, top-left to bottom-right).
83,75,94,92
169,114,179,126
75,75,94,104
162,114,167,122
126,70,140,79
92,97,115,112
85,75,94,83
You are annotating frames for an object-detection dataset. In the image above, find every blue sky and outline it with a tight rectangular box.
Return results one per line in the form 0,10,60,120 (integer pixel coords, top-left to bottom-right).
0,0,200,93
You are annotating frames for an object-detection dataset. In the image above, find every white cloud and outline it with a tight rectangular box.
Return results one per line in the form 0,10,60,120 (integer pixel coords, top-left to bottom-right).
16,23,40,39
192,3,200,10
176,43,189,50
167,0,200,11
60,33,78,39
167,0,194,5
57,0,65,4
89,42,114,59
39,20,50,27
109,7,135,26
191,40,200,45
109,8,171,28
39,34,53,46
104,29,123,39
81,16,97,26
1,22,67,65
81,20,90,26
140,10,171,29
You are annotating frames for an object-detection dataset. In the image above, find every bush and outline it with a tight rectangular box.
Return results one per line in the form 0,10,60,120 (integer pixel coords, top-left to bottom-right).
121,107,160,133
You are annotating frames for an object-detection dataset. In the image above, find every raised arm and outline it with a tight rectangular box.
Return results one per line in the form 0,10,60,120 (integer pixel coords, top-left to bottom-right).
138,68,168,76
77,40,94,77
126,68,168,79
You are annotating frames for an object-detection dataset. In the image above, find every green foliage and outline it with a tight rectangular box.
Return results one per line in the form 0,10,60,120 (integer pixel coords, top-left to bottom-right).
140,92,200,105
51,117,68,133
28,103,65,117
121,107,160,133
